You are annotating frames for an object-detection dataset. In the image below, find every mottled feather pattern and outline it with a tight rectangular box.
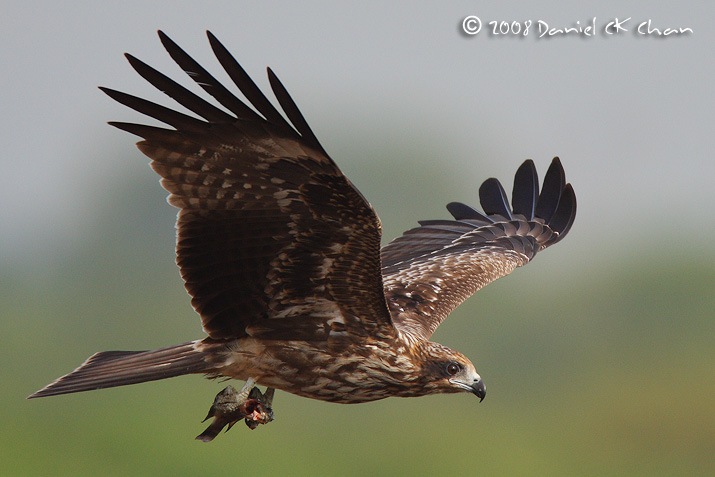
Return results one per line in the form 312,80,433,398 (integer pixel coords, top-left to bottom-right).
107,34,391,343
382,158,575,342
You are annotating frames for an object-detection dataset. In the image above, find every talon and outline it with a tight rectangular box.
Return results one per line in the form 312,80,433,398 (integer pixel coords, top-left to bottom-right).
244,386,275,429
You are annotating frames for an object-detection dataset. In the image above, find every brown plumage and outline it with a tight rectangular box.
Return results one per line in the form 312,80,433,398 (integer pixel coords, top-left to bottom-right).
28,31,576,436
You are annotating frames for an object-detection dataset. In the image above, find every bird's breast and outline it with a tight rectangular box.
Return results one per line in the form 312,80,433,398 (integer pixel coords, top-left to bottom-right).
214,338,424,403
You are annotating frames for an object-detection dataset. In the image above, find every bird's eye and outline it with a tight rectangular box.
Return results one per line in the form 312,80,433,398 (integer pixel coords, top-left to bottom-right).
446,362,460,376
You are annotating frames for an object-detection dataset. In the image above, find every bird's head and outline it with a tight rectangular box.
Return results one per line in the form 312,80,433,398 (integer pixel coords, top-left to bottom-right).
420,342,486,401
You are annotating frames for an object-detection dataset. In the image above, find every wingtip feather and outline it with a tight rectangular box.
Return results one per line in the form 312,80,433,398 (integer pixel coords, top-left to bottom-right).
479,177,513,219
534,157,565,223
511,159,538,219
548,183,576,239
446,202,492,223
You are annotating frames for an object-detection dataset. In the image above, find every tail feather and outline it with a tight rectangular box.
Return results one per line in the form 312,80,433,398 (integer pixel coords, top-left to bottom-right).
28,341,208,398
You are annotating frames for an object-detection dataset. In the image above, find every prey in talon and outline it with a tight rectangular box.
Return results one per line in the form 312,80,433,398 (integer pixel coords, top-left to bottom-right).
244,387,275,430
197,382,275,442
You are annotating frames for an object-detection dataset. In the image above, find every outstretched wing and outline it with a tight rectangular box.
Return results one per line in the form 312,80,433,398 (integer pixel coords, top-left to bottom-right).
381,158,576,343
105,31,393,342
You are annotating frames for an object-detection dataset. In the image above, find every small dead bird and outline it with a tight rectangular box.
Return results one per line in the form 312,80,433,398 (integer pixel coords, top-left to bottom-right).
196,379,274,442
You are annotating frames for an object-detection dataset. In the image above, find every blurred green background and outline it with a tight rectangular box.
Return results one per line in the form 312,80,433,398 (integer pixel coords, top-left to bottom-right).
2,2,713,475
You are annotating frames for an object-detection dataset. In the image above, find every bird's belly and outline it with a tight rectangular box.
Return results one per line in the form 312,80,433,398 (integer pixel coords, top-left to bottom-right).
216,338,414,404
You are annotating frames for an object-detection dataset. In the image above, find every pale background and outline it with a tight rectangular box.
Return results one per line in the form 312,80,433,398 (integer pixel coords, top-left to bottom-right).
2,1,713,475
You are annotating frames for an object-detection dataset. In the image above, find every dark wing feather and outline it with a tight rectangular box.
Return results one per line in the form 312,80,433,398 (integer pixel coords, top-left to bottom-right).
381,158,576,342
266,68,328,157
534,158,566,222
511,159,538,219
124,53,234,122
105,31,393,342
479,178,513,219
445,202,493,224
159,31,264,123
205,31,294,128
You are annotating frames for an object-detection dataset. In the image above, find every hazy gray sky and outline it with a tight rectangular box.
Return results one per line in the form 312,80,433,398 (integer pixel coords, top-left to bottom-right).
2,1,713,264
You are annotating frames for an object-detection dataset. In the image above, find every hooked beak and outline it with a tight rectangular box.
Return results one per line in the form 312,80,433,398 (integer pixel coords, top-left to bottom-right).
471,379,486,402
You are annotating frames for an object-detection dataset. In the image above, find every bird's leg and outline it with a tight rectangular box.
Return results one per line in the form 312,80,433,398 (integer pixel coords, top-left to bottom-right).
235,377,256,402
195,378,275,442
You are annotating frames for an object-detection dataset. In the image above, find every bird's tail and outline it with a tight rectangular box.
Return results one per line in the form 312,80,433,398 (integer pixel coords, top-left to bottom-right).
28,341,208,398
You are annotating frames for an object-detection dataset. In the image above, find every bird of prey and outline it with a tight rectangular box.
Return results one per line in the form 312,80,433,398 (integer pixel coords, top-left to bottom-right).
29,31,576,440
